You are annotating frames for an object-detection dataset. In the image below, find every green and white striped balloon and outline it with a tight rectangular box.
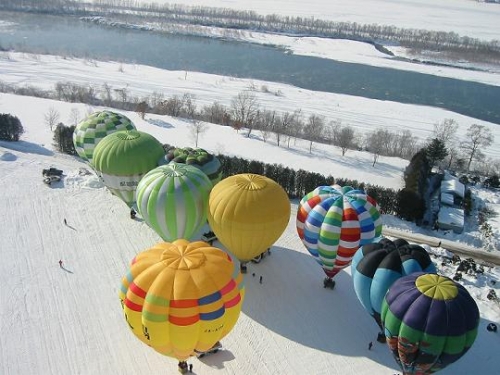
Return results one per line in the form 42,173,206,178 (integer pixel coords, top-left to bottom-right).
136,162,213,242
73,110,136,163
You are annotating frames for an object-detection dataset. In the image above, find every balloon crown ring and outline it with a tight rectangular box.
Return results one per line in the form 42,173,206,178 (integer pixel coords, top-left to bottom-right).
160,243,207,270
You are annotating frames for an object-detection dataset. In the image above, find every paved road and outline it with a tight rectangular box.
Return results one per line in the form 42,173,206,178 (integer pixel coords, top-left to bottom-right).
382,227,500,266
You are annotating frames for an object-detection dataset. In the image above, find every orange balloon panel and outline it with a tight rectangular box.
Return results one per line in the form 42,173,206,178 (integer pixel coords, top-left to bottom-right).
118,239,245,360
207,174,291,261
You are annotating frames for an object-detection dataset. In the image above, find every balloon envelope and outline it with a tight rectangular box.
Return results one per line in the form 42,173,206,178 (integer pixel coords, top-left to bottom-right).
119,239,245,360
351,238,437,331
208,173,290,262
73,110,136,163
296,185,382,279
381,272,479,375
166,147,222,186
92,130,165,207
136,163,213,242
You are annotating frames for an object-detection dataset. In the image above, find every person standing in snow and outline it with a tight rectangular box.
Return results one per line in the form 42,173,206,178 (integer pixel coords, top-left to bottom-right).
59,260,63,268
259,276,263,284
63,218,67,225
189,363,193,372
368,342,373,350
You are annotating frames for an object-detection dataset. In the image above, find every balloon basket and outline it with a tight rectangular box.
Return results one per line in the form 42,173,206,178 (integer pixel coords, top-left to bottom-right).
323,278,335,289
377,332,386,343
177,361,188,373
240,263,248,273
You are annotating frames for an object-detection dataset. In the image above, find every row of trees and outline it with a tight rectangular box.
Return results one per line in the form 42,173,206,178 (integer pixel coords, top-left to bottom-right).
214,153,399,214
1,0,499,64
2,76,497,175
430,119,495,173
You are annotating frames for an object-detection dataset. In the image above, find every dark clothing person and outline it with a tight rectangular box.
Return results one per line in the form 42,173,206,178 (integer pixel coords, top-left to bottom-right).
59,260,63,268
189,363,193,372
63,218,67,225
368,342,373,350
259,276,263,284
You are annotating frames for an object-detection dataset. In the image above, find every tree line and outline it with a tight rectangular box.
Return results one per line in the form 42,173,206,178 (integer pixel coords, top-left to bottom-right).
1,77,496,175
1,0,499,65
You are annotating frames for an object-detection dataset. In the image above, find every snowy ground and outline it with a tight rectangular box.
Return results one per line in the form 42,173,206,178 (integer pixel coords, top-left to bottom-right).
1,92,500,375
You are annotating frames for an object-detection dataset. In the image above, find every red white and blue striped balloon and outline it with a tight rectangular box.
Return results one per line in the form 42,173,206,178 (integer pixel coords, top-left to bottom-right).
296,185,382,279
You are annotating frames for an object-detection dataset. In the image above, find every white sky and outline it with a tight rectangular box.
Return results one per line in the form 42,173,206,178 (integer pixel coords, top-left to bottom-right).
1,1,500,374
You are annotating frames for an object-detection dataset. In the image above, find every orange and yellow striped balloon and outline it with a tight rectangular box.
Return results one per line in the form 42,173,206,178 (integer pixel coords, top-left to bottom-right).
119,239,245,360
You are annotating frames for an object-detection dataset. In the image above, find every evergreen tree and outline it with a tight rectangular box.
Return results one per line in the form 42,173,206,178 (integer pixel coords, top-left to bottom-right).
395,188,426,221
0,113,24,141
425,138,448,167
53,123,76,155
404,149,430,196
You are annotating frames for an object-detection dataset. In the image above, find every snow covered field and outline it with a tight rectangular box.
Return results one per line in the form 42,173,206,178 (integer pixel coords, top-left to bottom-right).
1,92,500,375
133,0,500,42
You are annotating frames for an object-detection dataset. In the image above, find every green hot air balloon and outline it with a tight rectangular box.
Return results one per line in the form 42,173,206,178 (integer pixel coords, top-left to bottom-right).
135,163,213,241
92,130,165,207
165,147,222,186
73,110,136,163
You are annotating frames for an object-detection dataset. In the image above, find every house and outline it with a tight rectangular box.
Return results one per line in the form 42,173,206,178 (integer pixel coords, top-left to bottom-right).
437,206,464,234
440,172,465,201
437,172,465,233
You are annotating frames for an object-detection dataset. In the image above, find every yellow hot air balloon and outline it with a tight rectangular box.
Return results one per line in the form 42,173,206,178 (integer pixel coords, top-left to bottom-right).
207,173,291,262
119,239,245,361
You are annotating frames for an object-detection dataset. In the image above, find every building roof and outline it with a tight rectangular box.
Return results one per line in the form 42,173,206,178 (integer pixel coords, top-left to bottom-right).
437,206,464,230
440,192,455,206
441,173,465,198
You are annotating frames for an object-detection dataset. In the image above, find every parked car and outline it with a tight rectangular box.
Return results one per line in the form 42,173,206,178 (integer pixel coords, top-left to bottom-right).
42,167,63,177
43,175,61,185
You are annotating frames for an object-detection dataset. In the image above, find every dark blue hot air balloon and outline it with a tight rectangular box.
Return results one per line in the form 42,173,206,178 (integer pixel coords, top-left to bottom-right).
381,272,479,375
351,238,436,341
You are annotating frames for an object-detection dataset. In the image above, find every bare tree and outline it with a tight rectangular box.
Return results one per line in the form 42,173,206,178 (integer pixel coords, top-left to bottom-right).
254,109,276,143
44,107,60,131
461,124,494,171
163,95,183,117
182,93,197,119
285,109,303,148
303,114,325,153
114,85,128,105
68,107,80,126
101,83,112,106
336,124,356,156
230,91,259,137
445,139,460,169
399,130,420,160
366,128,386,167
324,119,340,145
135,101,148,120
189,119,207,147
433,118,459,148
201,101,227,124
149,91,165,111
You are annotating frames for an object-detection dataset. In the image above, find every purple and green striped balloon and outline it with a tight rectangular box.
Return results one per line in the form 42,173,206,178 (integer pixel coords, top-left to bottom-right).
381,272,479,375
